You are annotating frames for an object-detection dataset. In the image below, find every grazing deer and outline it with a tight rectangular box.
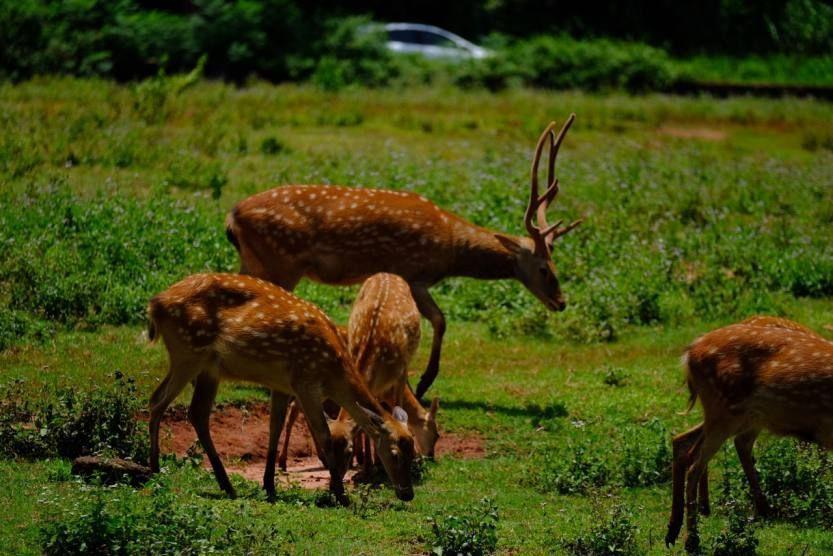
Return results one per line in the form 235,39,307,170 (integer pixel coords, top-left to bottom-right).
278,273,440,472
666,318,833,551
225,116,583,399
146,273,416,503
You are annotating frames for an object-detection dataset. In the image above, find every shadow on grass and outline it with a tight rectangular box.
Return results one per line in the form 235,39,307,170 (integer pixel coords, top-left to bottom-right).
438,398,567,419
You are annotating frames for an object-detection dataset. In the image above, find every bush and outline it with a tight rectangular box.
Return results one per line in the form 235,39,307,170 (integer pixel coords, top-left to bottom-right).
456,36,674,93
429,498,499,556
562,498,638,556
0,372,148,462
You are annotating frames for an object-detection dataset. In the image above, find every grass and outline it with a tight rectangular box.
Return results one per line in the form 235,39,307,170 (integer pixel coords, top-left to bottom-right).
1,77,833,553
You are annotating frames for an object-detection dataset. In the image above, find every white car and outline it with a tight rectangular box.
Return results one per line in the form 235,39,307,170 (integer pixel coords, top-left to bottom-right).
382,23,491,60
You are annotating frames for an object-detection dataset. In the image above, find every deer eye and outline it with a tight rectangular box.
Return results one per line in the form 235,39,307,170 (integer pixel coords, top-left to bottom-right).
538,266,549,277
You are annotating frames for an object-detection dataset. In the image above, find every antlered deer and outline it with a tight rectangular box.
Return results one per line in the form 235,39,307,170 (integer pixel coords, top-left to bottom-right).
278,273,440,472
666,317,833,551
225,116,583,399
146,273,416,503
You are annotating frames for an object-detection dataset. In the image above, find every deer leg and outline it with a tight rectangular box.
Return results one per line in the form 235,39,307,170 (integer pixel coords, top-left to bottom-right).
666,423,704,547
294,391,349,506
278,399,300,472
149,367,199,473
684,431,725,554
264,390,290,499
734,429,770,517
698,466,710,516
411,285,446,400
188,372,236,498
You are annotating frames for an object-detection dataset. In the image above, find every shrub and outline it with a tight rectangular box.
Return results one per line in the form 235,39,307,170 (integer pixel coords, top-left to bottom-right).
456,36,674,93
429,497,499,556
0,372,148,462
562,498,638,556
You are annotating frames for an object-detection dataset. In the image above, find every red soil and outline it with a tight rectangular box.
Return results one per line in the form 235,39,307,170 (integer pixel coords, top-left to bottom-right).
158,402,485,489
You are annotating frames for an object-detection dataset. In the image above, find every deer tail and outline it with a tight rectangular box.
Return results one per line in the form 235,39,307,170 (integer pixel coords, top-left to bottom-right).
681,350,698,413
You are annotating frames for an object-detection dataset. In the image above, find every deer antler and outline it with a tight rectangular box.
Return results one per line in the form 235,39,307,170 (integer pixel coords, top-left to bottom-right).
525,114,582,254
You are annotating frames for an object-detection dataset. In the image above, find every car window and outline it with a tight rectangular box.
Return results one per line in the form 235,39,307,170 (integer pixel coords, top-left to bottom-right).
388,30,415,43
417,31,457,47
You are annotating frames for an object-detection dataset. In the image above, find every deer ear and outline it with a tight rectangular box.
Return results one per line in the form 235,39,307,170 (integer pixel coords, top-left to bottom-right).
494,234,523,255
358,403,385,430
392,406,408,424
429,397,439,418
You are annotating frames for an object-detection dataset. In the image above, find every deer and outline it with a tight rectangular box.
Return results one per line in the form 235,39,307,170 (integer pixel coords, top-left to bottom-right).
666,317,833,552
278,273,440,473
146,273,416,504
225,116,583,400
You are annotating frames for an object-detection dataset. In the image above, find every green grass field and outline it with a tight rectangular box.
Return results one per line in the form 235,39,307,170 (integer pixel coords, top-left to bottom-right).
2,78,833,554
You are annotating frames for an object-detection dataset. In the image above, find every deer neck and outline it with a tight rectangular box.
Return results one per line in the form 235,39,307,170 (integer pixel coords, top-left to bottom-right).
449,223,518,281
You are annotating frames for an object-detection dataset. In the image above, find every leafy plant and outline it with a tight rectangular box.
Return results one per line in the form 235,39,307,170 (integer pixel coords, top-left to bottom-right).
429,498,499,556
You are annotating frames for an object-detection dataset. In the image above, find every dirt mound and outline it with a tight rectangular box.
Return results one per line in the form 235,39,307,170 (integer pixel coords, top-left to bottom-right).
158,402,485,489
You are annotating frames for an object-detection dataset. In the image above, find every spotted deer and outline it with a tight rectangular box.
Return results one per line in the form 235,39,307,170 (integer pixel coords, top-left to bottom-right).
146,273,416,503
278,273,440,472
225,116,583,399
666,317,833,551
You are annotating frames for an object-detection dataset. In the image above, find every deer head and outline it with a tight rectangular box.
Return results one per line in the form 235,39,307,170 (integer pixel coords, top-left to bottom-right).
496,115,583,312
362,404,416,501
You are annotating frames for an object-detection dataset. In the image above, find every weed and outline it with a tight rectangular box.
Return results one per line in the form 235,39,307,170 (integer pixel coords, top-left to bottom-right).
709,498,759,556
602,366,628,387
620,419,671,488
562,497,639,555
429,497,499,556
535,443,610,495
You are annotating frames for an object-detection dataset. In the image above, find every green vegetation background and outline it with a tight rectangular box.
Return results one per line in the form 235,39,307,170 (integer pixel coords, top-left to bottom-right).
1,75,833,553
2,0,833,89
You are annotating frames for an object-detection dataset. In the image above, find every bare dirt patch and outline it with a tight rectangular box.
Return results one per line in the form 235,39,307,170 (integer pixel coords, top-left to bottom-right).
158,402,485,489
658,126,727,141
